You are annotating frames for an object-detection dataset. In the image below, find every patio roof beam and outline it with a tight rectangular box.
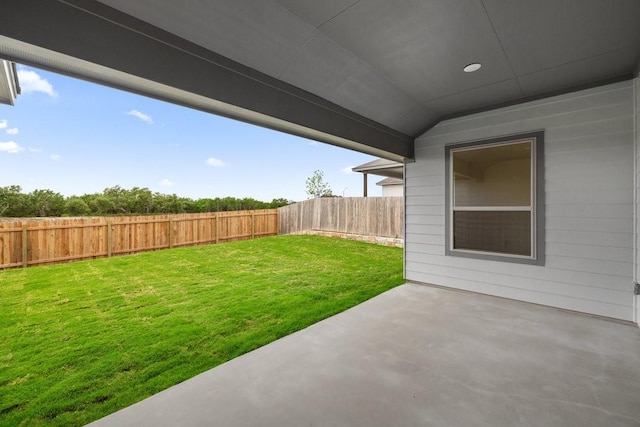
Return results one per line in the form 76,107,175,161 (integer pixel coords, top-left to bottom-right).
0,0,413,161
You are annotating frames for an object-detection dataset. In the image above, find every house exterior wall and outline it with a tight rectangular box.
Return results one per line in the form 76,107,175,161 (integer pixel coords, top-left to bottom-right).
382,184,404,197
406,80,635,322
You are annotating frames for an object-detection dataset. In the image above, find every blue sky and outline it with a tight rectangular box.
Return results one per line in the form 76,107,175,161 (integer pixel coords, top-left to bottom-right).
0,65,381,202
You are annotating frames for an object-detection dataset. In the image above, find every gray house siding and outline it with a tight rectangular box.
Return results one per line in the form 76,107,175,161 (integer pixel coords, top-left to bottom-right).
406,80,635,321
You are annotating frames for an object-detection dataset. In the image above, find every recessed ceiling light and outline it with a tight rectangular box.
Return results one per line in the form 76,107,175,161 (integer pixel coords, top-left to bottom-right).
463,63,482,73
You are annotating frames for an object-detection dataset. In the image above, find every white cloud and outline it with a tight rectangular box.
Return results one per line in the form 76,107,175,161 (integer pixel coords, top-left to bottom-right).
17,69,57,97
206,157,226,167
0,141,25,154
126,110,153,124
0,120,6,129
29,147,43,153
342,166,356,174
159,178,174,187
6,128,19,135
309,141,320,146
50,154,61,161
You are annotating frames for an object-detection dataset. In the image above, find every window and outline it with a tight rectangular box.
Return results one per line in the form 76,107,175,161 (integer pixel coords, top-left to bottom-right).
445,131,544,264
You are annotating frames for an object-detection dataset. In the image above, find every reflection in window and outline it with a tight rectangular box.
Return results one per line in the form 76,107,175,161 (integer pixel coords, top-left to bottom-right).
447,135,541,261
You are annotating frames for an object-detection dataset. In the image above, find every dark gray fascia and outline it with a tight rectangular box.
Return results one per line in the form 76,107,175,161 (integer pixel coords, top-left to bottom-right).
0,0,413,160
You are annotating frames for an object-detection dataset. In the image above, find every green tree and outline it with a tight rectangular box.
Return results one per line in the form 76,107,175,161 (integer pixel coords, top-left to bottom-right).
268,198,291,208
89,196,115,215
154,193,193,213
193,198,216,213
0,185,29,217
29,189,65,217
305,170,333,198
0,184,290,217
64,197,91,216
129,187,154,214
102,186,130,214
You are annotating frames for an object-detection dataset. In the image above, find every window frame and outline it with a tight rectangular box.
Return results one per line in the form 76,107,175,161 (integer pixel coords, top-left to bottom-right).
444,131,545,265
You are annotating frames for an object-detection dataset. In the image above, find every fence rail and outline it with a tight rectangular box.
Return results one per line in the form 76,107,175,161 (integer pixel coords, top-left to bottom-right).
278,197,403,239
0,210,278,269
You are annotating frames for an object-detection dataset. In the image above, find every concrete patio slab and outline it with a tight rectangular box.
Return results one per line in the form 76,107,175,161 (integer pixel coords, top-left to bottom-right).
88,283,640,427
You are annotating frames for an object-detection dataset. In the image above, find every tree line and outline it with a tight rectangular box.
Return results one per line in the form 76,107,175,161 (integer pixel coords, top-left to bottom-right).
0,185,291,217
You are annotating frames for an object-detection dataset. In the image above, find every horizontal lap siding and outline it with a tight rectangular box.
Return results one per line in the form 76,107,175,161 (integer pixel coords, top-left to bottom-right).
406,80,635,321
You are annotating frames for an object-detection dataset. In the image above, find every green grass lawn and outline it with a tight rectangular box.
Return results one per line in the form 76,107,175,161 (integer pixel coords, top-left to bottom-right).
0,235,403,426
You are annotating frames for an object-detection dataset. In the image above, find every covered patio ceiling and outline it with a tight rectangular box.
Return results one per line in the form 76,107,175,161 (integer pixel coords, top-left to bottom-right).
2,1,640,161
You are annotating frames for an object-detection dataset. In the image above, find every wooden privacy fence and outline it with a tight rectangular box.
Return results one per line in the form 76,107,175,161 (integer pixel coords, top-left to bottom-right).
278,197,403,239
0,210,278,269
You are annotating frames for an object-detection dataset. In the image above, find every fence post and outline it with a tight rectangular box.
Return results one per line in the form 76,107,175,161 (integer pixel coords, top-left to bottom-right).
251,213,255,239
215,213,219,244
22,225,28,268
169,219,174,248
107,221,112,257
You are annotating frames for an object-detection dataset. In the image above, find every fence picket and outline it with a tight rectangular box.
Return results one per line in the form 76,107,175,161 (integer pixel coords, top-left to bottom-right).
22,225,27,268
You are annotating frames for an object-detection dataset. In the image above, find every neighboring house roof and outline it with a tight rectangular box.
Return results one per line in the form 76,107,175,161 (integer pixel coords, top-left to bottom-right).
0,59,20,106
376,177,403,187
352,159,403,179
